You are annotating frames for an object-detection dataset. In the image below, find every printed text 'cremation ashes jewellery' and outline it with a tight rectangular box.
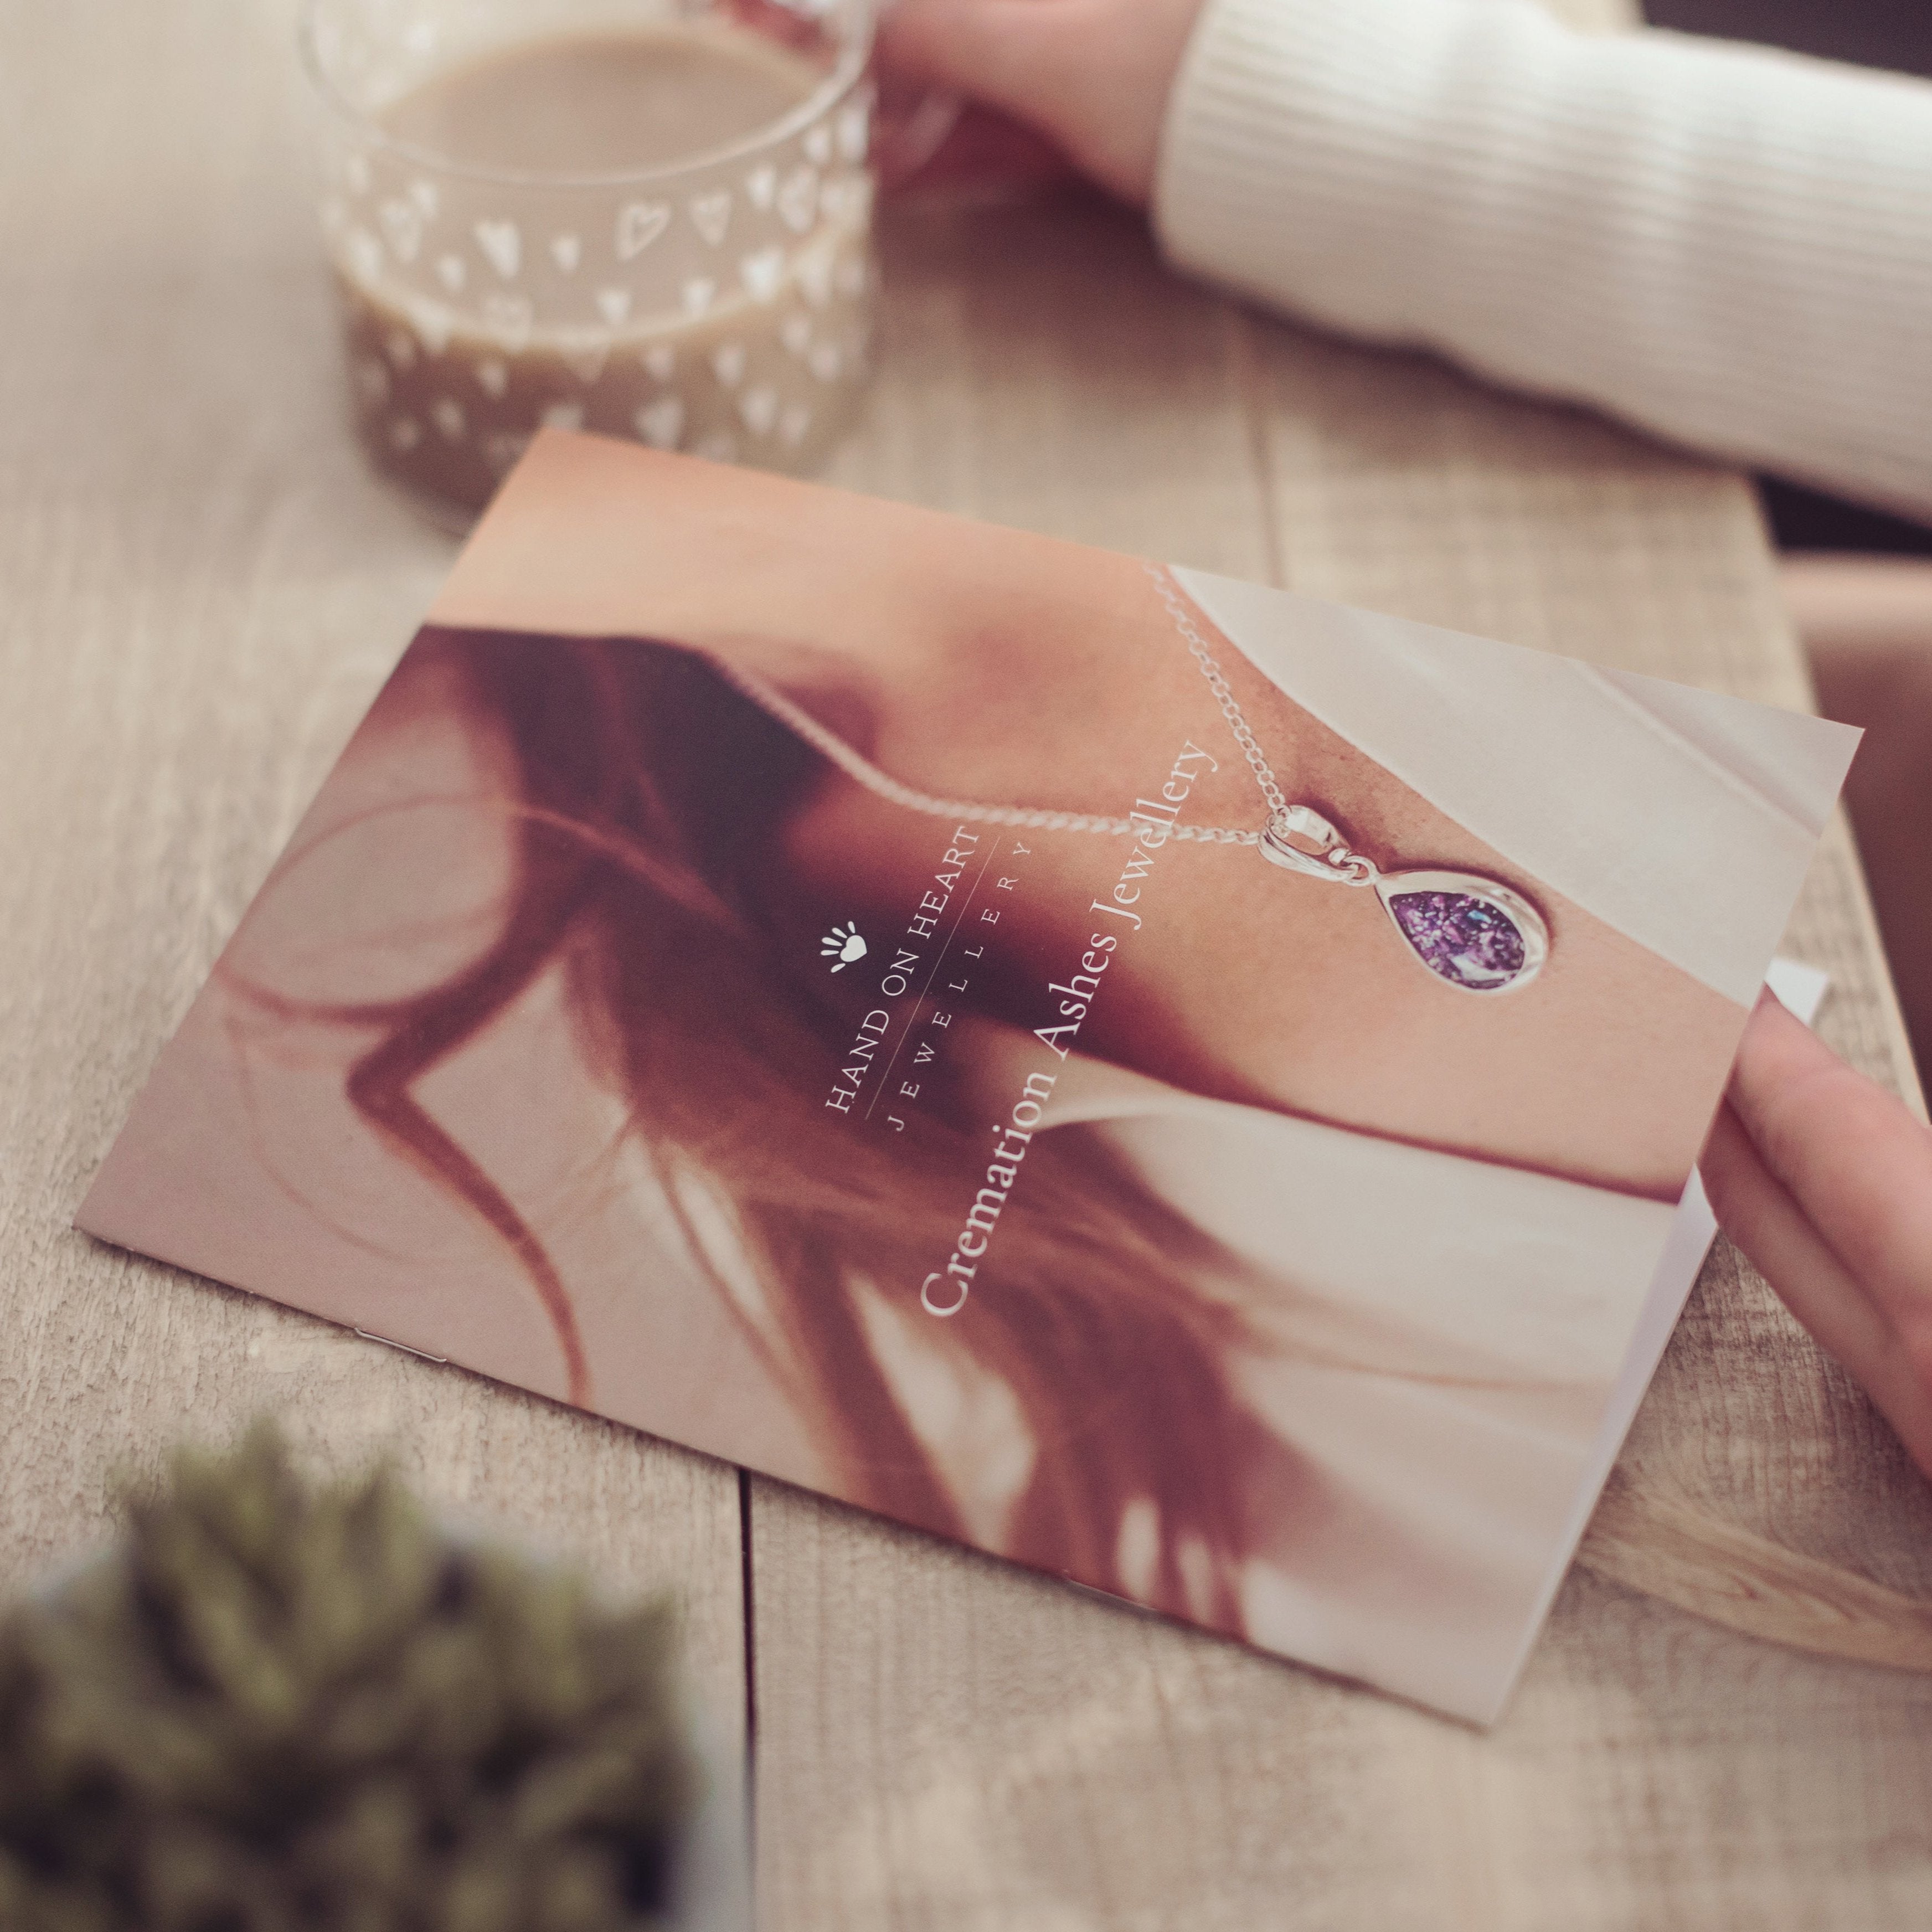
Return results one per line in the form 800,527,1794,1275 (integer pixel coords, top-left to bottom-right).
710,565,1550,994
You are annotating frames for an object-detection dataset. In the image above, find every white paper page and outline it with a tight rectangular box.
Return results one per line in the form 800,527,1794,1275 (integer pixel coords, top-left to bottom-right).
1492,956,1830,1718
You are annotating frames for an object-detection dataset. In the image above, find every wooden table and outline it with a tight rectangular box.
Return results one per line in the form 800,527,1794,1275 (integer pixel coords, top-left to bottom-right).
4,3,1930,1926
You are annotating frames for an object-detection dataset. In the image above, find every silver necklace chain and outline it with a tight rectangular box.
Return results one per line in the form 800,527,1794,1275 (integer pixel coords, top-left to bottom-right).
711,565,1277,846
1143,565,1287,819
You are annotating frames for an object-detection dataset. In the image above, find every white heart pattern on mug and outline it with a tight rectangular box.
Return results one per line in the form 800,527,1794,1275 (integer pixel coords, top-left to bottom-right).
475,357,508,398
836,102,870,162
409,300,454,356
616,201,671,260
436,254,466,292
540,400,586,432
777,166,819,235
739,385,780,436
740,248,786,305
745,165,778,211
689,191,733,247
473,219,521,280
819,176,874,226
635,396,684,449
712,342,747,388
551,233,582,273
596,287,633,326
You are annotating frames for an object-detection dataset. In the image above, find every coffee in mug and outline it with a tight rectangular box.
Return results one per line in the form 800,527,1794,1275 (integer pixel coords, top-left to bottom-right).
303,0,880,523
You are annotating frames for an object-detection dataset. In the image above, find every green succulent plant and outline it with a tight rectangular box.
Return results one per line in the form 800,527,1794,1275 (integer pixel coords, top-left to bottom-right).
0,1424,700,1932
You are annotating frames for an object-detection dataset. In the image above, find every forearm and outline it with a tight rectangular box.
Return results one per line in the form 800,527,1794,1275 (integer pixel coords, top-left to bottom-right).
1154,0,1932,522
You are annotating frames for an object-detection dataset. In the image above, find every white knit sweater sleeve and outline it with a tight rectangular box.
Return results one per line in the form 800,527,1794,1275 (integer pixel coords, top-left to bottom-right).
1152,0,1932,523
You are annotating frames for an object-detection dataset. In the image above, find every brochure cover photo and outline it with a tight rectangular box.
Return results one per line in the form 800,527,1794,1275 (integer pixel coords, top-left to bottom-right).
80,432,1859,1722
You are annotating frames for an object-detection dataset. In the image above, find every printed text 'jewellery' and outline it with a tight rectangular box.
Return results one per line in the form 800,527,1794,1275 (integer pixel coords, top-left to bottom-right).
709,567,1549,994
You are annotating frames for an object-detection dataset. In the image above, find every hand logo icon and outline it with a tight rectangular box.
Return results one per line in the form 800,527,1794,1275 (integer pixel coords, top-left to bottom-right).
821,921,867,971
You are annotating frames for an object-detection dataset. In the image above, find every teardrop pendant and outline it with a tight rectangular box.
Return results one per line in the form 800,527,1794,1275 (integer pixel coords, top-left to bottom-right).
1256,805,1549,993
1374,872,1549,995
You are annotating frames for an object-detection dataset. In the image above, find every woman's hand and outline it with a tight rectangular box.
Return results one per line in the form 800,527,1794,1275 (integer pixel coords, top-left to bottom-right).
878,0,1209,204
1702,991,1932,1482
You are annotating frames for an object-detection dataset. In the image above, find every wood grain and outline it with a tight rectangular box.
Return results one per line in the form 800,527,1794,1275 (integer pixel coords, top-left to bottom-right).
754,192,1932,1932
0,0,746,1757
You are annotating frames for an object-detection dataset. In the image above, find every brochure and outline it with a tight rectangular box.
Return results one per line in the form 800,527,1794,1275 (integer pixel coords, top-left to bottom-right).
79,431,1859,1722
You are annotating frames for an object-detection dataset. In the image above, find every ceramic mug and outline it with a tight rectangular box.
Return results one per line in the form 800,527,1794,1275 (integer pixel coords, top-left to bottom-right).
302,0,900,524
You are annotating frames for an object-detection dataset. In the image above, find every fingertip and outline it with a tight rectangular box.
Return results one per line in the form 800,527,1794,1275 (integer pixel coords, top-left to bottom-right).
1733,981,1840,1090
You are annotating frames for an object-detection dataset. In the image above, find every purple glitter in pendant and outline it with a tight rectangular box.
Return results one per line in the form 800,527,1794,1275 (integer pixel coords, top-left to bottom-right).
1388,891,1527,991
